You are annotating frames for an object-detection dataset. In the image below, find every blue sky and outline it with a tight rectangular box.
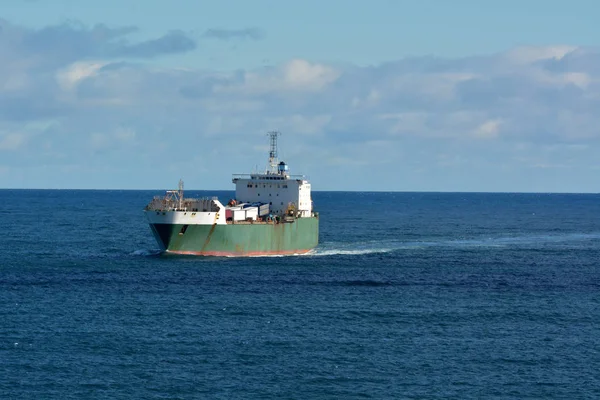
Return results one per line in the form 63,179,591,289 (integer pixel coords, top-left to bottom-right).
2,0,600,191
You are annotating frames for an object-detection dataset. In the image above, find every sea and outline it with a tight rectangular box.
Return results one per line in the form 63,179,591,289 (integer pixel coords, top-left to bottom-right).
1,189,599,399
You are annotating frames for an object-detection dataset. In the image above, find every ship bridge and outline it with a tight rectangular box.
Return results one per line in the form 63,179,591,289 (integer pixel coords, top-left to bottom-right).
231,132,313,217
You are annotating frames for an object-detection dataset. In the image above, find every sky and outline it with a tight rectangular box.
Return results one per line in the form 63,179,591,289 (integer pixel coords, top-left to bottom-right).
2,0,600,192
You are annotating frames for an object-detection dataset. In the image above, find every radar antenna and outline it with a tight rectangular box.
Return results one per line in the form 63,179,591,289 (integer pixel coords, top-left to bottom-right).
267,131,280,174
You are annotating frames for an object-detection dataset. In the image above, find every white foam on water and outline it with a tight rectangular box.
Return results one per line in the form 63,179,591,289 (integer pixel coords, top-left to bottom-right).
311,231,600,257
308,248,393,257
307,240,396,256
439,232,600,248
130,249,161,257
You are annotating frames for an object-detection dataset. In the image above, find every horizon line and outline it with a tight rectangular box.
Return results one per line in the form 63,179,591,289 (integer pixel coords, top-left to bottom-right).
0,188,598,195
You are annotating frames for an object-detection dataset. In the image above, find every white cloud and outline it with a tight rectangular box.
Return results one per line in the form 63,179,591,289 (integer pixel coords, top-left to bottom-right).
390,72,478,101
3,17,600,190
352,89,380,108
264,114,332,135
204,115,246,136
1,72,30,92
89,132,110,150
114,127,136,142
563,72,592,88
220,59,340,95
56,61,108,91
0,132,26,150
530,69,592,89
381,112,428,136
473,119,502,139
282,59,340,90
503,45,577,64
89,127,137,151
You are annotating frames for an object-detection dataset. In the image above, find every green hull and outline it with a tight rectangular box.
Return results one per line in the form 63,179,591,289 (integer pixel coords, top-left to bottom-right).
149,217,319,256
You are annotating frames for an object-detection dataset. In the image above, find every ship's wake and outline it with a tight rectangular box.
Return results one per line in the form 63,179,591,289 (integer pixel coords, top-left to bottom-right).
311,232,600,257
306,248,394,257
129,232,600,259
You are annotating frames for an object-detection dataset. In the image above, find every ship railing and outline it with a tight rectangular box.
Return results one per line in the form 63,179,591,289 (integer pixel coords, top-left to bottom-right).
232,173,307,180
146,206,219,212
150,194,218,200
145,196,220,211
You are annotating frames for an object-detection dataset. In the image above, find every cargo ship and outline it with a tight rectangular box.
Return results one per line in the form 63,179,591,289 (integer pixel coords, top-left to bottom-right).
144,131,319,256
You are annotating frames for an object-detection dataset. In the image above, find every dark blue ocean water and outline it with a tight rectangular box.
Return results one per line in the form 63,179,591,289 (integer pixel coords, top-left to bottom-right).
1,190,600,399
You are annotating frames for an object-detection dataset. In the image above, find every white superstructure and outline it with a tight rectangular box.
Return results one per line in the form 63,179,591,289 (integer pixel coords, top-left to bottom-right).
145,179,228,226
146,131,314,231
231,131,313,218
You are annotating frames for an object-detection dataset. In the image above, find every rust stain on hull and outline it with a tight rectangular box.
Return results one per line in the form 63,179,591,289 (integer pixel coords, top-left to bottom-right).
200,223,218,253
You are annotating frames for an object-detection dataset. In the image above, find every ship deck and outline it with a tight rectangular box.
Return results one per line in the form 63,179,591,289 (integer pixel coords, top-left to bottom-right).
226,218,297,225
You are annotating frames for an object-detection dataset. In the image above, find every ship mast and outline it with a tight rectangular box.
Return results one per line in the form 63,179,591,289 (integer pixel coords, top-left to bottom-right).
178,179,184,209
267,131,280,174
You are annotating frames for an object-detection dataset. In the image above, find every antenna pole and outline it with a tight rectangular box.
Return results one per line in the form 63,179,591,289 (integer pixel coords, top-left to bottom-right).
267,131,280,174
178,179,184,209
